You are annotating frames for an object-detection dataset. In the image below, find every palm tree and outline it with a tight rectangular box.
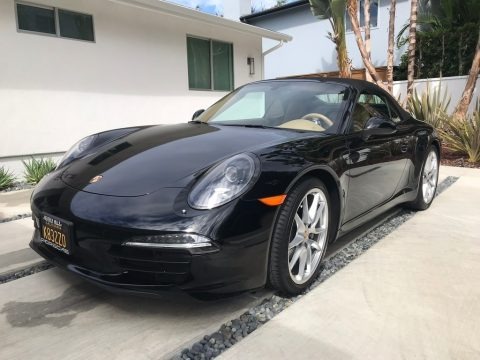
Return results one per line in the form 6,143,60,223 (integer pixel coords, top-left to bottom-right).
346,0,386,89
406,0,419,101
309,0,351,78
387,0,397,93
363,0,372,82
453,29,480,120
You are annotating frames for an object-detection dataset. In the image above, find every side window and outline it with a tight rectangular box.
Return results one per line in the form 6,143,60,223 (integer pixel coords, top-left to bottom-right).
350,92,384,132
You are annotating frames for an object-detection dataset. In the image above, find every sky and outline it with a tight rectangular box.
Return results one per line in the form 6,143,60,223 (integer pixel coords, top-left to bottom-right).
166,0,294,15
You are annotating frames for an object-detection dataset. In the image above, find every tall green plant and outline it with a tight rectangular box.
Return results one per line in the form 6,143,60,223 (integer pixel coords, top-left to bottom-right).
0,166,16,190
22,158,57,185
407,83,450,128
309,0,351,78
441,99,480,163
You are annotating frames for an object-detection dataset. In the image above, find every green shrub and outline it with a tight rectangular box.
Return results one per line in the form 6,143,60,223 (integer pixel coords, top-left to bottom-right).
394,22,478,81
22,157,57,185
0,166,16,190
407,83,450,129
441,100,480,163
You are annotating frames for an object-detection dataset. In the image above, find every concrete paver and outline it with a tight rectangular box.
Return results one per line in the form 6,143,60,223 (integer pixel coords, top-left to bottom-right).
220,169,480,360
0,189,33,220
0,268,271,360
0,218,42,276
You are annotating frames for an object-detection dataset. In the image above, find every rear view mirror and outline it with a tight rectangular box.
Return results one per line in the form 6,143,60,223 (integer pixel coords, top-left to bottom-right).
192,109,205,120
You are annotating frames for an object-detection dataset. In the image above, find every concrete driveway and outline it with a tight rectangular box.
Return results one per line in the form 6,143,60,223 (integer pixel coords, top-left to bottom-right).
0,166,478,360
220,166,480,360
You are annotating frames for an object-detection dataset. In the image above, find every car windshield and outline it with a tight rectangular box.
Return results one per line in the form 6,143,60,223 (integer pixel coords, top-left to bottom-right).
196,81,351,133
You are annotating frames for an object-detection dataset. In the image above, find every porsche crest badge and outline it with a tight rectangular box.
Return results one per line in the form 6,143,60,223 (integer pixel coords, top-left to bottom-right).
89,175,103,184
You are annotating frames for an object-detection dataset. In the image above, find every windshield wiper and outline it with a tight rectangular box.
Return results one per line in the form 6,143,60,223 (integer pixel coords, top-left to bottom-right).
214,124,272,129
188,120,207,124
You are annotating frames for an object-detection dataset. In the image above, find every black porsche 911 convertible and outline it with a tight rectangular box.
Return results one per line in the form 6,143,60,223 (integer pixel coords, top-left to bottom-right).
30,78,440,296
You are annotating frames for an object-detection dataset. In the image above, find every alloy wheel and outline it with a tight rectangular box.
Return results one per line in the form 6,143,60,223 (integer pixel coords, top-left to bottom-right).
288,188,328,284
422,150,438,204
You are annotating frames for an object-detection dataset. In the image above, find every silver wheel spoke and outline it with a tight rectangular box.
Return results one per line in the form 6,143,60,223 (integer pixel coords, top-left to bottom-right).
289,234,304,250
310,201,325,228
294,214,305,233
308,194,320,225
289,247,302,271
309,239,321,251
297,248,307,278
302,197,310,224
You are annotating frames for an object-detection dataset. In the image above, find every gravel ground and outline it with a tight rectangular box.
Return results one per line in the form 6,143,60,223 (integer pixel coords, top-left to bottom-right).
0,182,35,193
0,213,32,224
172,176,459,360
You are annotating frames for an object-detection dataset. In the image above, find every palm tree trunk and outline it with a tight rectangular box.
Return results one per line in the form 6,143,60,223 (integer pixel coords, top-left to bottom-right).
453,29,480,120
364,0,372,82
346,0,386,89
387,0,397,94
406,0,418,101
331,0,351,78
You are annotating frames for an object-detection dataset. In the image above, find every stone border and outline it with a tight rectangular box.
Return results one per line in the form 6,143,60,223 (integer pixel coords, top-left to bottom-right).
0,213,32,224
0,183,35,193
0,261,52,284
172,176,459,360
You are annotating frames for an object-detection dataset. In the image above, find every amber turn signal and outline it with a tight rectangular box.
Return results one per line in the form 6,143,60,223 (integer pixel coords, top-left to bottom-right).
258,195,287,206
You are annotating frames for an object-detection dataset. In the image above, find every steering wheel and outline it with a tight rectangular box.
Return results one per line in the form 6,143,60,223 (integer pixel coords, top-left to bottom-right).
301,113,334,129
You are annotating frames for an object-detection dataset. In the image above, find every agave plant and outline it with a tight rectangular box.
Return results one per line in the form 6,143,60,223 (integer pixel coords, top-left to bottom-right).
407,83,451,129
441,99,480,163
22,157,57,185
0,166,16,190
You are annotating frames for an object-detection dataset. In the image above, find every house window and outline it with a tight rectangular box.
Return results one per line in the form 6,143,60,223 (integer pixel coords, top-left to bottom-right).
187,36,234,91
16,3,56,35
345,0,378,31
16,2,94,42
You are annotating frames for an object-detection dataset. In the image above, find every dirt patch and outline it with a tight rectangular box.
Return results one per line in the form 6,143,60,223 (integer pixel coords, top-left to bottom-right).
441,149,480,169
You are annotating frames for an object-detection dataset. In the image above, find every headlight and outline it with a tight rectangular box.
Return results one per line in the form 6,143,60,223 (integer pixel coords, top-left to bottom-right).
188,153,260,210
57,134,98,168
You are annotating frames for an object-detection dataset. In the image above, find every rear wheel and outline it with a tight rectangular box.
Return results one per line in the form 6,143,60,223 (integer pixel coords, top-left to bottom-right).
407,147,439,210
269,178,332,295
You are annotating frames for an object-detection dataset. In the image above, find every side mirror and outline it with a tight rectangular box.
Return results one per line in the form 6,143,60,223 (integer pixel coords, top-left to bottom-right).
192,109,205,120
362,116,396,140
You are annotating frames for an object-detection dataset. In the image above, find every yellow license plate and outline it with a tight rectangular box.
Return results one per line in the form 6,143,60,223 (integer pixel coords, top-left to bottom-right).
40,214,71,254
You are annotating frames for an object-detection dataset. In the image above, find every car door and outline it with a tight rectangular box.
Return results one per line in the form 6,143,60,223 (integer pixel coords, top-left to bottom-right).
342,91,410,223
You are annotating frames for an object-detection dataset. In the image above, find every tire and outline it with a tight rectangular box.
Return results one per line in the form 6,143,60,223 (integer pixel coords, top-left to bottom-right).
407,146,439,210
268,177,333,295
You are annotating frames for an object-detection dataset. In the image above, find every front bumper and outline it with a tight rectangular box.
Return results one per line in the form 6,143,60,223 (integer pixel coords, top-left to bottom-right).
30,176,276,295
30,225,270,295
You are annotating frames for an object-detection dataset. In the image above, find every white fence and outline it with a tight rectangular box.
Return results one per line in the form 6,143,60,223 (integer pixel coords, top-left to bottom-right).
393,75,480,114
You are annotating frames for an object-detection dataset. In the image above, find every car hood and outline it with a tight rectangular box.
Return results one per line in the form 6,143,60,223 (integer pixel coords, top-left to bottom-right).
61,123,310,197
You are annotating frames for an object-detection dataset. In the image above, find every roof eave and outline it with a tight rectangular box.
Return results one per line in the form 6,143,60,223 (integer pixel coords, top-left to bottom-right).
109,0,292,42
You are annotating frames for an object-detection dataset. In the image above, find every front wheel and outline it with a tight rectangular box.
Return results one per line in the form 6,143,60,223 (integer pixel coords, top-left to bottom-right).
407,147,439,210
268,178,332,295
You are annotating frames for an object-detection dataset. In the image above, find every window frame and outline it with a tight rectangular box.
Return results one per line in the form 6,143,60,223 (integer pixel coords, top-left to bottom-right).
187,35,234,92
15,0,95,43
345,0,380,33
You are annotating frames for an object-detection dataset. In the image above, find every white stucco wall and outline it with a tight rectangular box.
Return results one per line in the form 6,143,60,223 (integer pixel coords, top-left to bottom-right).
252,0,410,79
0,0,263,175
393,75,480,114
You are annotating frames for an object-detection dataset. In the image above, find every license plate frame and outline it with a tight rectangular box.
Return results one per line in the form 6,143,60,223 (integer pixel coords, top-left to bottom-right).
40,213,73,255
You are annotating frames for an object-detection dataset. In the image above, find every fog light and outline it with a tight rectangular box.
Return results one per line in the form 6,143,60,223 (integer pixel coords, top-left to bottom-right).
123,233,212,249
